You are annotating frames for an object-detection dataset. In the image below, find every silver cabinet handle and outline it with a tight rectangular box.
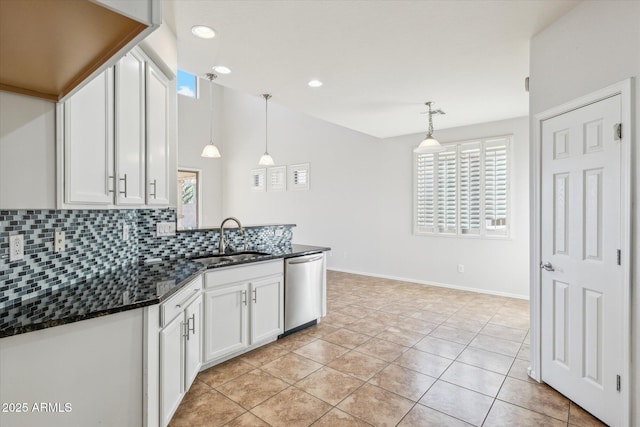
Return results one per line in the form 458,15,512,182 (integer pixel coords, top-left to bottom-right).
188,313,195,336
181,322,188,340
150,179,157,199
540,261,555,271
242,290,247,306
288,255,323,265
252,288,257,303
119,173,128,197
108,176,115,193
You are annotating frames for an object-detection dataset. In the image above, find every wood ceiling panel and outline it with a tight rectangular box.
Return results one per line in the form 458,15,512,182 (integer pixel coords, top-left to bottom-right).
0,0,147,101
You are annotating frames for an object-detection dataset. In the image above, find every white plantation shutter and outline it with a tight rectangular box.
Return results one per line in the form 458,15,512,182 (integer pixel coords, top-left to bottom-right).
413,135,511,237
288,163,310,190
415,153,435,232
267,166,286,192
459,143,481,234
250,168,266,191
437,148,457,233
484,139,509,235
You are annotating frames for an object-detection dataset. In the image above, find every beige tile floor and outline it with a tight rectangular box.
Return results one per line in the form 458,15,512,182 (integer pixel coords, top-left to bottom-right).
169,271,606,427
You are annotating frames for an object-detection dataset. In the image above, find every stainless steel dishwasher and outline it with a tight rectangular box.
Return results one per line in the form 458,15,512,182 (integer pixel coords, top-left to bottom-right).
283,252,325,335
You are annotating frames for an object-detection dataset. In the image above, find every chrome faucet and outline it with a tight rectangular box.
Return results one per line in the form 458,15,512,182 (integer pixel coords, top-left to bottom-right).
218,217,246,254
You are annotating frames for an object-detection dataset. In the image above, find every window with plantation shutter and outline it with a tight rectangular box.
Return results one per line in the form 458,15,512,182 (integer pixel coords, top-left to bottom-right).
288,163,310,191
459,143,481,234
484,139,509,236
437,148,457,233
415,153,435,232
413,135,511,238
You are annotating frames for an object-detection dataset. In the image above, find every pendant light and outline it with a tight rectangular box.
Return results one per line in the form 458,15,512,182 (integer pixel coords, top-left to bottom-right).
258,94,275,165
413,101,446,153
201,73,221,158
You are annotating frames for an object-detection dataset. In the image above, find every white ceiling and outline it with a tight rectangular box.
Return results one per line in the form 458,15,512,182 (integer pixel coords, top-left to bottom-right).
168,0,579,139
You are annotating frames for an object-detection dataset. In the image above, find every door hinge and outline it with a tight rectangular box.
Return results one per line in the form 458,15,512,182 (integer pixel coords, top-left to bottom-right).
614,123,622,140
616,374,621,392
617,249,621,266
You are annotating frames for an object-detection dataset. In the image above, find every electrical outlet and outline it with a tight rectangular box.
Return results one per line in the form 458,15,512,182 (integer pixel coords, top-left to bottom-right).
123,224,130,241
156,222,176,237
54,231,66,252
274,229,284,237
457,264,465,273
9,234,24,262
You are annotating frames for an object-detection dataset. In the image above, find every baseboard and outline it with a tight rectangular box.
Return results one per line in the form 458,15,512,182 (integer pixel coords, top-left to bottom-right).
327,267,529,301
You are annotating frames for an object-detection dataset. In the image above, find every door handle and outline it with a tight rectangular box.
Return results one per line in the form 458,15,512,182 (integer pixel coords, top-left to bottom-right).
540,261,555,271
150,179,157,199
288,255,323,265
182,322,189,340
188,313,195,336
119,173,128,198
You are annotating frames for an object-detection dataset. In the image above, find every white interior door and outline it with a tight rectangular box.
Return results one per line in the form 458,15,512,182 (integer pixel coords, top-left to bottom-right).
540,95,623,426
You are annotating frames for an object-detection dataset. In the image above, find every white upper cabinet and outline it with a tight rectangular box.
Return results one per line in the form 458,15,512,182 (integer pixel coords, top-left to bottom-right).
115,50,146,205
146,61,170,205
64,68,114,205
60,47,171,208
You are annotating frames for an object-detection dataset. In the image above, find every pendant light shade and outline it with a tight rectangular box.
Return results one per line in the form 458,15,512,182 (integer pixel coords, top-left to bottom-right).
258,94,275,165
258,153,275,166
201,144,221,158
414,101,446,153
201,73,222,158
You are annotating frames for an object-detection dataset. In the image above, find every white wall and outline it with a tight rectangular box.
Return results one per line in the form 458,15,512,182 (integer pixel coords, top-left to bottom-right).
530,1,640,423
0,92,56,209
0,309,143,427
221,87,530,298
177,82,224,227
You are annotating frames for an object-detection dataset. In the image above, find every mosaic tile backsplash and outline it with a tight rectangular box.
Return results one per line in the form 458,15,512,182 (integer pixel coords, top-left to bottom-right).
0,209,294,309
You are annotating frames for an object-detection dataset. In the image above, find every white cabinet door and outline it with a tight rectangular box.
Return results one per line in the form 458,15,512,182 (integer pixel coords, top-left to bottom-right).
159,314,183,427
203,284,248,363
184,295,202,391
145,61,170,205
115,50,146,205
64,67,114,204
250,275,284,344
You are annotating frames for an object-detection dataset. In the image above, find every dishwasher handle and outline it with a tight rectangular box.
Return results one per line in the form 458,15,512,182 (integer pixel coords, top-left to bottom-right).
288,255,323,265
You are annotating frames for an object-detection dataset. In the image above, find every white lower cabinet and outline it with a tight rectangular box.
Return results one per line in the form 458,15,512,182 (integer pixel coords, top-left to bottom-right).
149,262,284,426
251,275,285,343
203,283,248,361
159,277,202,427
203,261,284,366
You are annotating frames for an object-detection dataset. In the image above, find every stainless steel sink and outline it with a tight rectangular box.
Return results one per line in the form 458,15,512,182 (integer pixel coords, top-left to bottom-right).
192,251,270,266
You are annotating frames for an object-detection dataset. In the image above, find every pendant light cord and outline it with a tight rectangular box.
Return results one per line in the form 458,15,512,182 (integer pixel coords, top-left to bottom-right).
206,73,217,144
263,94,271,153
210,78,214,143
427,102,434,137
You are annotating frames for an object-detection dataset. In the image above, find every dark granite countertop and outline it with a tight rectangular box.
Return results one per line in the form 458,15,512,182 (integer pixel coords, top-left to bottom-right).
0,244,329,338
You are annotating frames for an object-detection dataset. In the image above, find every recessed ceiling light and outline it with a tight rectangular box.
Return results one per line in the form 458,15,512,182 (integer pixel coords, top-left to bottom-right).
308,79,323,88
191,25,216,39
212,65,231,74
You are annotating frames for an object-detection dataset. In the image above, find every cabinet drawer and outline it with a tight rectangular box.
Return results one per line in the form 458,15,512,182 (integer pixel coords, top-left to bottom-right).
161,275,202,327
204,260,283,290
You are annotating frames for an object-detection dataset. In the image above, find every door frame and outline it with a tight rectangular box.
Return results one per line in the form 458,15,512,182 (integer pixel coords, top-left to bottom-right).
529,78,633,425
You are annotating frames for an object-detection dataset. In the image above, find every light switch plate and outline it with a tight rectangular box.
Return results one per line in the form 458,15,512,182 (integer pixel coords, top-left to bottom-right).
156,222,176,237
123,224,130,241
54,231,65,252
9,234,24,262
